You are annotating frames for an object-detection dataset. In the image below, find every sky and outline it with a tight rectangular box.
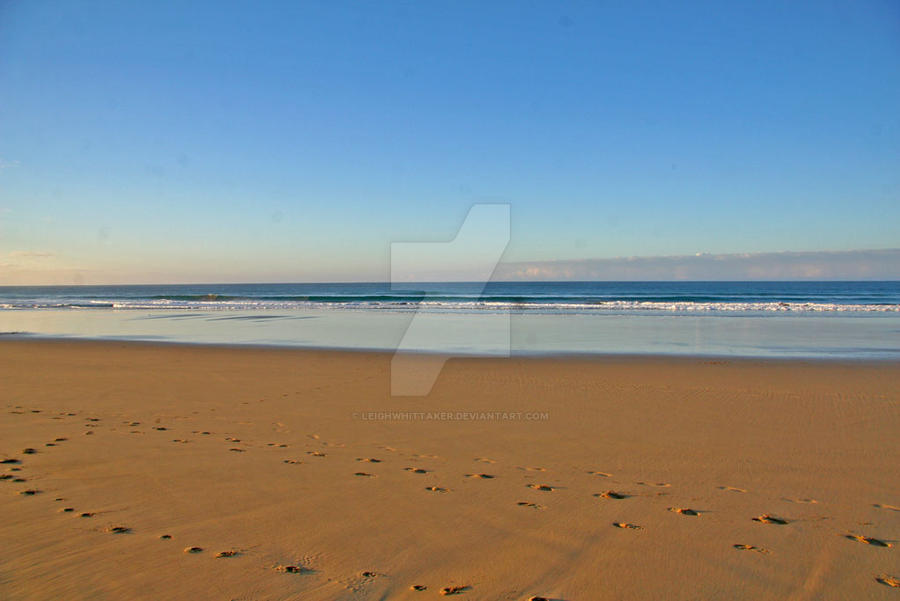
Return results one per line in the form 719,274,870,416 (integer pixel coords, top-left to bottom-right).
0,0,898,284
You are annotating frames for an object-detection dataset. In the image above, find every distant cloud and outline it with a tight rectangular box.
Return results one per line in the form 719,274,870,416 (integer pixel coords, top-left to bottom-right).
2,248,897,286
0,251,71,285
8,250,55,259
0,158,20,171
494,249,900,281
0,250,96,285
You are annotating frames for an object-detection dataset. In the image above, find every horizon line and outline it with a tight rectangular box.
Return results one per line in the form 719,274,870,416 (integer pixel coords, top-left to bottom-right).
2,278,900,288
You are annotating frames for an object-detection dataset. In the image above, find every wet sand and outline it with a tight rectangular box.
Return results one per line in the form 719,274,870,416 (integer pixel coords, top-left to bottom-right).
1,339,898,600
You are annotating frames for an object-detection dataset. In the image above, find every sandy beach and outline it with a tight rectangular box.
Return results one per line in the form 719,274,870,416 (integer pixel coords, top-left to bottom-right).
1,339,898,600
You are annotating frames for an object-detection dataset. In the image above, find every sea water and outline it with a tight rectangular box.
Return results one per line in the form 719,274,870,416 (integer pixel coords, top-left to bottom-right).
1,282,898,359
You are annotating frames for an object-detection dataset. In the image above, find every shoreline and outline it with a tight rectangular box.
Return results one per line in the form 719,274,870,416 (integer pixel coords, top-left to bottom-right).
2,334,899,365
3,304,900,361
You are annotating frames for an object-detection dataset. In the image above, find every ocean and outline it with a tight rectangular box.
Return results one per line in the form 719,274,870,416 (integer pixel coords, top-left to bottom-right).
1,281,899,358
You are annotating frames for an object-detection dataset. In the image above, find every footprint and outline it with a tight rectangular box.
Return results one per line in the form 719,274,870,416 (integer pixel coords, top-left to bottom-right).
846,534,892,548
874,504,900,512
307,451,326,457
229,448,245,452
587,470,612,477
612,522,642,530
283,459,303,464
354,472,375,477
106,526,131,534
80,512,94,518
216,550,241,558
440,585,470,595
411,584,428,591
717,486,747,493
517,501,544,509
0,459,21,464
404,467,429,474
184,547,203,554
595,491,629,500
22,448,37,455
527,484,554,492
19,489,41,496
160,534,172,540
275,564,310,574
734,544,769,553
876,574,900,588
753,514,789,525
356,458,382,463
306,434,343,448
668,507,700,516
466,473,495,479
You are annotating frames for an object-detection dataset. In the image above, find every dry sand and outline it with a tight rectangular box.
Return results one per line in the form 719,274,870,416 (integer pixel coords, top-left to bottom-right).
1,339,899,600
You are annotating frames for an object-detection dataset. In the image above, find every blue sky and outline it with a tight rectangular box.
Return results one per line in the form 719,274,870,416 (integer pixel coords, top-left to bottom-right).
1,0,898,283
